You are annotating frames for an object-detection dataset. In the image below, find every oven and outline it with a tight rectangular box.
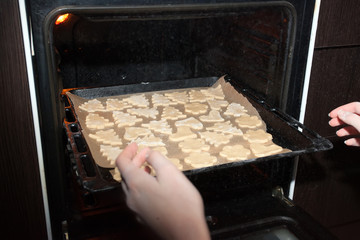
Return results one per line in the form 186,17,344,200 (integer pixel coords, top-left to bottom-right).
23,0,336,239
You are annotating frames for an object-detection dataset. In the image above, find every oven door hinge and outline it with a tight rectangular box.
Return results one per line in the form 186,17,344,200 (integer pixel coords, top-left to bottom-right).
272,186,294,207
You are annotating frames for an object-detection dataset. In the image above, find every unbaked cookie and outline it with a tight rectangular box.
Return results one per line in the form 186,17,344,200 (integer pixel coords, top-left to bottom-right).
113,111,143,128
189,89,208,102
100,144,122,165
124,127,152,141
169,126,197,142
112,167,122,181
184,152,217,168
235,115,263,128
142,119,172,135
132,135,165,147
127,107,159,119
206,121,243,136
152,93,177,107
178,138,210,153
164,91,188,104
89,129,122,146
79,99,105,112
224,103,248,117
123,94,149,107
207,99,229,110
85,113,114,130
106,98,131,111
199,131,233,147
175,117,203,130
184,102,208,115
220,145,251,161
199,110,224,122
250,143,283,157
161,106,187,120
243,129,272,143
200,85,225,100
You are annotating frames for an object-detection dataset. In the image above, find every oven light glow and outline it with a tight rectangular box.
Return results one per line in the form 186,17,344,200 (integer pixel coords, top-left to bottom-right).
55,13,70,25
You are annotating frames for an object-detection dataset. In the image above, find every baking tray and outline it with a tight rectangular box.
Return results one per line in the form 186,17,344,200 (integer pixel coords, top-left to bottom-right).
62,76,332,193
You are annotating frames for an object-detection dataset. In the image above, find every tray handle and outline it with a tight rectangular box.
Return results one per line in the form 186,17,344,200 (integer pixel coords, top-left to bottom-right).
267,107,333,152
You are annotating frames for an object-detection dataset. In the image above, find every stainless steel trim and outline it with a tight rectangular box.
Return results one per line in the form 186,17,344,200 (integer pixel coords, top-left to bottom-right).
18,0,53,238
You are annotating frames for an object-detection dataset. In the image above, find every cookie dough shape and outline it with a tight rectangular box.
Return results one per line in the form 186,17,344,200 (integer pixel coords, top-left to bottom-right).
220,145,251,161
85,113,114,130
184,102,208,115
106,98,131,111
200,85,225,100
79,99,105,112
142,119,172,135
199,110,224,123
100,144,122,165
169,126,197,142
224,103,248,117
207,99,229,110
127,107,159,119
123,94,149,107
184,152,217,168
113,111,143,128
175,117,203,130
199,131,233,147
178,138,210,153
124,127,152,141
164,91,189,104
189,89,208,102
89,129,122,146
112,168,122,181
206,121,243,136
235,115,263,128
161,106,187,120
250,143,283,157
132,135,165,147
152,93,177,107
243,129,272,143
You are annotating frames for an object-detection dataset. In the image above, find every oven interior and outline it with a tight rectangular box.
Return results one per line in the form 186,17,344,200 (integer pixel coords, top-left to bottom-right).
51,3,294,109
36,2,333,239
50,2,297,205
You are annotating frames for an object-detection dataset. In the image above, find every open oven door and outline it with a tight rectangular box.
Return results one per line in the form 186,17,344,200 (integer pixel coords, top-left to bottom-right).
206,187,338,240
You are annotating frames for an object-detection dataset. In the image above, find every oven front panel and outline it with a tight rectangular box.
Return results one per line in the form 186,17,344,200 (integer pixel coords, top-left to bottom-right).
26,0,317,239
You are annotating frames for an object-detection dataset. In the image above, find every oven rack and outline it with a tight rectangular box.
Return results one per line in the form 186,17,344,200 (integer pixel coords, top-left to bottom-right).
62,76,332,193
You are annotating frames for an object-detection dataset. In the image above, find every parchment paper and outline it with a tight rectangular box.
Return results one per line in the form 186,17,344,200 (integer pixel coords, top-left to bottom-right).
67,76,289,171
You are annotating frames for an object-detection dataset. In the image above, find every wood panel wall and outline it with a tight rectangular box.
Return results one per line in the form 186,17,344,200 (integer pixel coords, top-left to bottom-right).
0,0,47,239
1,0,359,239
294,0,360,239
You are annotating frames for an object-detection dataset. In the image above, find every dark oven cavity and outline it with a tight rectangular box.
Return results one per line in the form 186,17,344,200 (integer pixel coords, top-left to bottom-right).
51,3,295,108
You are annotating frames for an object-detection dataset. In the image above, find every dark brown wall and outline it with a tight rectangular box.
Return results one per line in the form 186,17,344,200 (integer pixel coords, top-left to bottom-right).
315,0,360,48
0,0,47,239
1,0,359,239
294,0,360,239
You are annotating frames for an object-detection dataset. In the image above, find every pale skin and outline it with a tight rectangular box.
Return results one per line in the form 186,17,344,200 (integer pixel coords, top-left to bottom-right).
115,142,211,240
112,101,360,239
328,101,360,146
